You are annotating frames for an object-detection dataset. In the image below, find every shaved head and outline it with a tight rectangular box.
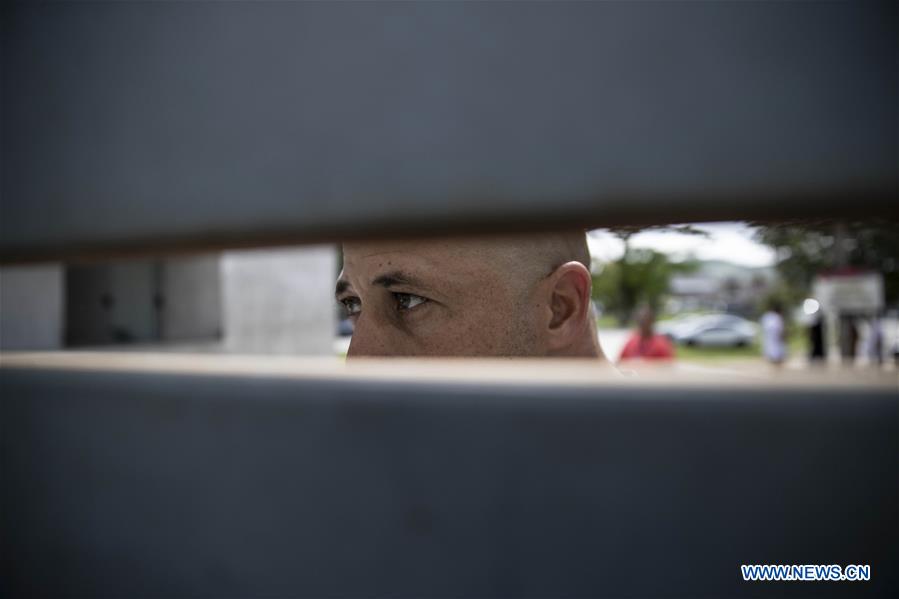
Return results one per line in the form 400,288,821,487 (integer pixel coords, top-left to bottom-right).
473,231,592,290
337,232,601,358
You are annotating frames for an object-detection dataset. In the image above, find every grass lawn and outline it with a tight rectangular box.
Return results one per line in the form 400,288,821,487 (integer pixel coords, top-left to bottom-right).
673,325,808,363
596,314,620,329
674,341,761,361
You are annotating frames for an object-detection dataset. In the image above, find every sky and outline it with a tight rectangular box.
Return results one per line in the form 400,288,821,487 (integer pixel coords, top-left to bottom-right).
587,221,777,268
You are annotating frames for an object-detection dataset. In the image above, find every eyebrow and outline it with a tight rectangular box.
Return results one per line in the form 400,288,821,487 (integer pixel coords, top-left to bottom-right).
335,270,430,298
371,270,426,289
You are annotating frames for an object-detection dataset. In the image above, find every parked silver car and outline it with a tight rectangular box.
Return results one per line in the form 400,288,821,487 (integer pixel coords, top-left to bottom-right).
657,313,758,347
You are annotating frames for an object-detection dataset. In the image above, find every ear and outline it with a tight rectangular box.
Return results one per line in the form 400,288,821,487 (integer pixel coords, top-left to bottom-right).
544,261,593,351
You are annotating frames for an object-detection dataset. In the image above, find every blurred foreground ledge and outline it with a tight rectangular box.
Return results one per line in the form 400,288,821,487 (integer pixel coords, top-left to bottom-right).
1,351,895,390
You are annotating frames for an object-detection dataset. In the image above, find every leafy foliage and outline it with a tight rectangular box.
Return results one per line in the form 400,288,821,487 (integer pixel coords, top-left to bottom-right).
751,220,899,306
591,226,701,325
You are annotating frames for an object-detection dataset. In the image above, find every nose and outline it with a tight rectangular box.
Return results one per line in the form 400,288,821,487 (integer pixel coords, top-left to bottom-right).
345,316,391,358
345,336,365,359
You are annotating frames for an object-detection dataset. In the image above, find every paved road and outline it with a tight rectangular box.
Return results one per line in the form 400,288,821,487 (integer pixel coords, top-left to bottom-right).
597,328,631,361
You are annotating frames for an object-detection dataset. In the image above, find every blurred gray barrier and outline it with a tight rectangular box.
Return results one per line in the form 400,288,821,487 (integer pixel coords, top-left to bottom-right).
2,0,896,262
2,2,897,596
1,366,897,597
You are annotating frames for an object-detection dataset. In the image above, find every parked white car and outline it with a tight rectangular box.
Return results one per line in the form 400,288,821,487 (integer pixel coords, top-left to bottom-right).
657,313,758,347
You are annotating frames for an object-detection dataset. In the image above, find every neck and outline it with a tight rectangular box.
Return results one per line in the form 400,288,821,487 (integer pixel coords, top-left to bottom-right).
557,319,604,359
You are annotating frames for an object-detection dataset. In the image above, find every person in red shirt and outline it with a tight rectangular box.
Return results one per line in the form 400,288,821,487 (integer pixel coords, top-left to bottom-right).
618,306,675,361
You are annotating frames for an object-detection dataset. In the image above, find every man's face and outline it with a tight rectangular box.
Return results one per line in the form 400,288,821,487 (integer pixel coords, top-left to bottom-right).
337,239,543,357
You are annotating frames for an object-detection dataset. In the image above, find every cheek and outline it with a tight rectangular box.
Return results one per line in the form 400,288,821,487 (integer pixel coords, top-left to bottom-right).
348,314,415,357
416,304,535,357
419,326,496,356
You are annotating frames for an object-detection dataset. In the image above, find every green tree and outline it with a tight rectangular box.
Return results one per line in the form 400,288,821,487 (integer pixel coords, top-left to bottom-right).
591,226,700,325
752,220,899,307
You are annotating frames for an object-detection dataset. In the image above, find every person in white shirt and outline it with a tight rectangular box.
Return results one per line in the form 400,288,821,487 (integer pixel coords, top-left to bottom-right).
760,300,786,365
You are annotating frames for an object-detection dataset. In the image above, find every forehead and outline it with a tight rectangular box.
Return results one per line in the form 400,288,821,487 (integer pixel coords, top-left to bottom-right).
341,239,506,288
345,238,476,263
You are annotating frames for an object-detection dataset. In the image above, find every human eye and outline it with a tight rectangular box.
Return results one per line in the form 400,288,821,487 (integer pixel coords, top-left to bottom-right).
339,296,362,316
393,292,429,312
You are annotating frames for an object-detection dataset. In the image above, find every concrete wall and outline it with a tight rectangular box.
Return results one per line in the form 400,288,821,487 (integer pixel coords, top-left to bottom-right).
160,255,222,341
0,264,64,350
66,257,222,347
222,246,336,355
65,261,158,346
2,250,333,354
